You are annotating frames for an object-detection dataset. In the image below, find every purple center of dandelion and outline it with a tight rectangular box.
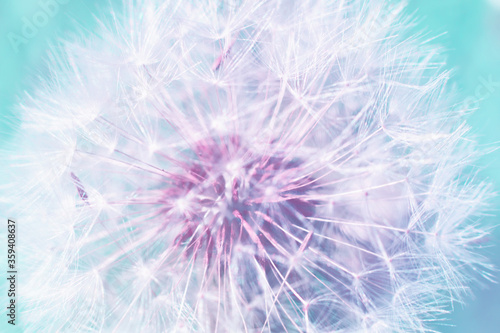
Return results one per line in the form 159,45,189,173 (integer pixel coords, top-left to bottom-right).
167,135,316,262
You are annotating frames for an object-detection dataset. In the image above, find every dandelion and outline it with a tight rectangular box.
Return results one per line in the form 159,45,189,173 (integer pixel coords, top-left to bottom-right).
1,0,495,332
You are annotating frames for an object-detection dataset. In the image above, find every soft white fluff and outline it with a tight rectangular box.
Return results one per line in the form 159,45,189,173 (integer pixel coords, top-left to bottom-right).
1,0,494,332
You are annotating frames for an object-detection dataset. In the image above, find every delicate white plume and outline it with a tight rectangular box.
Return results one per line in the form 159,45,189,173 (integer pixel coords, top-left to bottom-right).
1,0,494,332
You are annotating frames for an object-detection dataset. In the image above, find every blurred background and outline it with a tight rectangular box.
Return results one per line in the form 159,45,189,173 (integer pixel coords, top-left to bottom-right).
0,0,499,331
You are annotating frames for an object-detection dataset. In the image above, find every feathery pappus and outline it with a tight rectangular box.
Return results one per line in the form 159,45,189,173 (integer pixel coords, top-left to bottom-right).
1,0,495,332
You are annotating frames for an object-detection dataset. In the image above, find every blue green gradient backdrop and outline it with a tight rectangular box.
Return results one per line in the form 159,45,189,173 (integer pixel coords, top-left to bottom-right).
0,1,499,332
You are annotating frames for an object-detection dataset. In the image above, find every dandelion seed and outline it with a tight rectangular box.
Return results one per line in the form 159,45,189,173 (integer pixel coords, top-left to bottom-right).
1,0,495,332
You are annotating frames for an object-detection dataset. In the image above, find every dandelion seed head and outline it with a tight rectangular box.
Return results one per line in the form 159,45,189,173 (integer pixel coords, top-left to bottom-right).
1,0,495,332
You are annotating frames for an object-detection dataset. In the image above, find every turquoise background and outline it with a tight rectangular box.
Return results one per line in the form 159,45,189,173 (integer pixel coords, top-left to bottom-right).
0,0,499,331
